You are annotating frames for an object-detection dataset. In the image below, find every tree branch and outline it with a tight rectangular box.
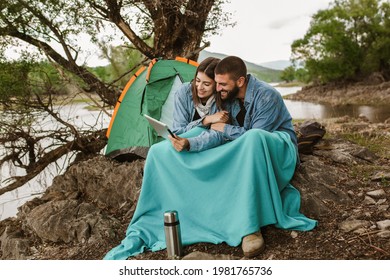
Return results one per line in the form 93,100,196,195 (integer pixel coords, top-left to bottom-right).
6,27,118,105
0,129,107,196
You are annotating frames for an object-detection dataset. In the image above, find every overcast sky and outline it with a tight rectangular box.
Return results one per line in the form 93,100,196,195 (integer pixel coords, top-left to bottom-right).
206,0,334,64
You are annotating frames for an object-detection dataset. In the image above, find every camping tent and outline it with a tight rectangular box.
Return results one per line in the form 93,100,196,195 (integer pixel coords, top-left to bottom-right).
105,57,198,160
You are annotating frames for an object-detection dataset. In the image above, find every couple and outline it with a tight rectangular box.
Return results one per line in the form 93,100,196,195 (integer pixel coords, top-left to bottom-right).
104,56,317,260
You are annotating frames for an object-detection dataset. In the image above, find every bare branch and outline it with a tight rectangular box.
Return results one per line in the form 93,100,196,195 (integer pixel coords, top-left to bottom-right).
35,94,79,137
0,142,73,196
0,129,107,196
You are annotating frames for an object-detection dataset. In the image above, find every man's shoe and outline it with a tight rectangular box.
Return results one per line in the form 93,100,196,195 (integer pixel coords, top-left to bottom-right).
241,231,265,258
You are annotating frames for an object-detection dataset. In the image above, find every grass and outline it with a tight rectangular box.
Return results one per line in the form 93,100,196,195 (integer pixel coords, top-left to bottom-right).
338,133,390,158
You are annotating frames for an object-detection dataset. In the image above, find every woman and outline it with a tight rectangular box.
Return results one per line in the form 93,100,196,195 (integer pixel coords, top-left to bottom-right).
170,57,229,152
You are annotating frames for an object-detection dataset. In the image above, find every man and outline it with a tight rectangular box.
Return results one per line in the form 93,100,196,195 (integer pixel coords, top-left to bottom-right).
211,56,297,147
212,56,298,257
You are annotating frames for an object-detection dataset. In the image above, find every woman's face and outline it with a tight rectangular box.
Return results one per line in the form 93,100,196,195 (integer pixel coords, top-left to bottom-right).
195,71,215,102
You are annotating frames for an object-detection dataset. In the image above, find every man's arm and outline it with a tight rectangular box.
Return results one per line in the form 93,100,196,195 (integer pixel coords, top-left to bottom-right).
213,90,282,140
187,129,226,152
169,129,227,152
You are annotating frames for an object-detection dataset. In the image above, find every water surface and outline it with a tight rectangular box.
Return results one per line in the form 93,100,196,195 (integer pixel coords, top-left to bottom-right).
275,86,390,122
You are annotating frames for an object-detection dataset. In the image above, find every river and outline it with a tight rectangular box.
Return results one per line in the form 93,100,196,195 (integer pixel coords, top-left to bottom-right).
276,85,390,122
1,86,389,220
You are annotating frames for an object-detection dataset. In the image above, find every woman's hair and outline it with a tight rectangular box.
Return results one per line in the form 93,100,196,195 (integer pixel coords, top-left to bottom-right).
191,57,221,108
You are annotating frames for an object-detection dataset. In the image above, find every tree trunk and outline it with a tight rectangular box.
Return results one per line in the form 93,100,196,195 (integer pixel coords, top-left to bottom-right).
150,0,215,60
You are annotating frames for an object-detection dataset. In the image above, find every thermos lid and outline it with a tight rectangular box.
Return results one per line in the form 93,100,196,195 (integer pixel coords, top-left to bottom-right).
164,210,179,224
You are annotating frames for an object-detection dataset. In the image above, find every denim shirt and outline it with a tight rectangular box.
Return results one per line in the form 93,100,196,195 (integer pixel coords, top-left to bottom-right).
172,82,218,134
223,74,297,147
185,74,297,152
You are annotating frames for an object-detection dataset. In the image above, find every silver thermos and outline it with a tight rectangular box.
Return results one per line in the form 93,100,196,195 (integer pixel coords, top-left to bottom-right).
164,210,183,258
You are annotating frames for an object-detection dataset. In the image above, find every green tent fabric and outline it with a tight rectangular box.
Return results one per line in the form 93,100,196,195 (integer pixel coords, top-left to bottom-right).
105,58,198,158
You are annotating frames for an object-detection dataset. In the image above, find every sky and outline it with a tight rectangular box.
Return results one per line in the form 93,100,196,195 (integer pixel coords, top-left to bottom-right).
205,0,334,64
80,0,334,66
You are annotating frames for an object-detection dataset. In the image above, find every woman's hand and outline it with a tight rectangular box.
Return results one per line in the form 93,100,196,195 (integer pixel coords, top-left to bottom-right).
169,135,190,152
203,111,229,126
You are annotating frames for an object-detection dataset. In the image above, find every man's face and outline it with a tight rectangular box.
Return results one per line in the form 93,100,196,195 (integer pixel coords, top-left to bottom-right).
215,73,240,101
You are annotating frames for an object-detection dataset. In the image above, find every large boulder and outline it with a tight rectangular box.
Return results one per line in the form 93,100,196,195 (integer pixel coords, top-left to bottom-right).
292,138,379,219
25,200,119,244
1,156,145,259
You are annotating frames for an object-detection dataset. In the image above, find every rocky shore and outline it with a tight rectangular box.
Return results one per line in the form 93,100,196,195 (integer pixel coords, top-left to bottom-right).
1,116,390,260
285,80,390,106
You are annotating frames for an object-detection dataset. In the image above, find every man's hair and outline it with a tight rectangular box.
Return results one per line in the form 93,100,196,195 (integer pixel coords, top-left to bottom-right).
215,56,247,81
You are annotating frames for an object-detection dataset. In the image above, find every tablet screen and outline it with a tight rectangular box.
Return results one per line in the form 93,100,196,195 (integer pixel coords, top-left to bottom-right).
144,114,175,139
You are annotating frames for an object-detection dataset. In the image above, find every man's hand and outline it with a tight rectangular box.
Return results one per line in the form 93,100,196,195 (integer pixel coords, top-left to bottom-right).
211,122,226,132
169,135,190,152
203,111,229,126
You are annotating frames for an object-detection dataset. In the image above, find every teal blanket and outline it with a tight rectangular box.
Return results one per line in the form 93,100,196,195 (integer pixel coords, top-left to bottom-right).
104,128,317,260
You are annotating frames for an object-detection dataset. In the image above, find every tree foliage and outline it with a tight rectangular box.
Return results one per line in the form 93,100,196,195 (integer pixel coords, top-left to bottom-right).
0,61,33,102
291,0,390,84
0,1,233,105
280,66,296,83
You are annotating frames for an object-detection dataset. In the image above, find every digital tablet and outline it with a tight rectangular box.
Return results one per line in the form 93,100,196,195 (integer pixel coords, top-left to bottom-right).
144,114,176,139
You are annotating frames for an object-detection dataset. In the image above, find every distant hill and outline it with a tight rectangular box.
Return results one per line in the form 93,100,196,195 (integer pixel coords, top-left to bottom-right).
199,50,282,82
258,60,292,71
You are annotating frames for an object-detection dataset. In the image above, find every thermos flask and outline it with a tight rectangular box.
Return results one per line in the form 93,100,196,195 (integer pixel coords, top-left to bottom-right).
164,210,183,258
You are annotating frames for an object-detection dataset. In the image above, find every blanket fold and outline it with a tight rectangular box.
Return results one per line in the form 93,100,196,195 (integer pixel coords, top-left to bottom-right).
104,127,317,260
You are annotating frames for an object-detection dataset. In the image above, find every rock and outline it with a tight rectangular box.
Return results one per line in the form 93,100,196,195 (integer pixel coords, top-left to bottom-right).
366,189,386,199
286,81,390,106
378,205,389,212
330,151,356,164
377,220,390,230
44,156,145,215
313,139,378,164
1,156,146,259
339,220,371,233
363,196,376,205
291,231,298,238
25,200,120,243
353,228,367,235
377,199,387,205
371,171,390,182
335,116,351,123
358,114,370,122
292,154,351,218
347,190,355,198
182,251,239,260
351,148,378,163
377,231,390,239
0,222,31,260
340,123,369,132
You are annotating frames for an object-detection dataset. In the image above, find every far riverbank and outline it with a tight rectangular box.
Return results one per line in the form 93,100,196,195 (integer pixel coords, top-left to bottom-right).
284,80,390,106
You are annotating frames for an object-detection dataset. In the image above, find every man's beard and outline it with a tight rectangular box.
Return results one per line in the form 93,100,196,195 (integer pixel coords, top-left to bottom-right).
219,85,240,102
